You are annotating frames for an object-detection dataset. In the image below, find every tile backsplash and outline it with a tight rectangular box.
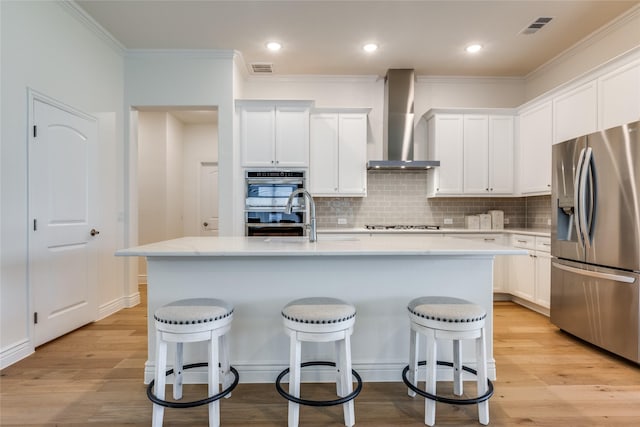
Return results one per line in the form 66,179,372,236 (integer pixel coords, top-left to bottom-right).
315,172,551,229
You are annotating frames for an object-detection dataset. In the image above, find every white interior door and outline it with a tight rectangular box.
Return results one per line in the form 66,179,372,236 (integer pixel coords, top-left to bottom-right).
199,162,218,236
29,93,98,347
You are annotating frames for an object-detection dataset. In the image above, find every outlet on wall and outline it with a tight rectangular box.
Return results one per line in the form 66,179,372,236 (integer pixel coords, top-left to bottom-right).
504,218,510,224
443,218,453,225
337,218,347,225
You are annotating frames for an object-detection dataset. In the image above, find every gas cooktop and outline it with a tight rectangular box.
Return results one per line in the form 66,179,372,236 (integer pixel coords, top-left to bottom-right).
364,224,440,230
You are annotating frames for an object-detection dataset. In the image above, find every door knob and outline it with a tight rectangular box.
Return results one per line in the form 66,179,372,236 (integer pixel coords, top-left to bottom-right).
203,222,209,227
90,228,100,236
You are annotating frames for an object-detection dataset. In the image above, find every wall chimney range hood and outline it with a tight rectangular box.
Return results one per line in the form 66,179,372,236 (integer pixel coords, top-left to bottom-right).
367,69,440,171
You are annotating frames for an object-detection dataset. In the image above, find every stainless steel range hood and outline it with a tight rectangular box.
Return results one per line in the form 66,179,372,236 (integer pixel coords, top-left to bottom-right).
367,69,440,171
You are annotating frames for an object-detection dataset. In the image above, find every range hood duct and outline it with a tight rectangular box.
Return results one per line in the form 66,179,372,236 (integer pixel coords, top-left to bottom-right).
367,69,440,171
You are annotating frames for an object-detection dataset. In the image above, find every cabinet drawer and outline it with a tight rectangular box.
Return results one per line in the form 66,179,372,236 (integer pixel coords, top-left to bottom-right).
511,234,535,250
536,236,551,253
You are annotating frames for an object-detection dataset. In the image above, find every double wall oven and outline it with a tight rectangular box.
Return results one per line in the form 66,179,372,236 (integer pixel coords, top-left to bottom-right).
245,170,306,236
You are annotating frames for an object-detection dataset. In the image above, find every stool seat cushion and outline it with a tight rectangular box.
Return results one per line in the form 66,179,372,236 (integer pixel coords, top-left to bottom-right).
282,297,356,324
408,296,486,324
154,298,234,325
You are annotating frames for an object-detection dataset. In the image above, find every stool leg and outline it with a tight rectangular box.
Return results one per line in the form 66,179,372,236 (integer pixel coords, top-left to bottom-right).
174,342,183,400
335,340,343,397
408,326,419,397
476,327,489,425
220,333,232,399
340,334,355,427
152,334,167,427
425,331,437,427
453,339,462,396
288,334,301,427
208,334,220,427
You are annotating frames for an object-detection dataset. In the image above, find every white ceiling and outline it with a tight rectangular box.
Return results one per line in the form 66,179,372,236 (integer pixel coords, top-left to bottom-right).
77,0,640,77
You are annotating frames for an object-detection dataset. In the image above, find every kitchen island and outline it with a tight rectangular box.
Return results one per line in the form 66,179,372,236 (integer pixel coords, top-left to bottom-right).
116,235,524,384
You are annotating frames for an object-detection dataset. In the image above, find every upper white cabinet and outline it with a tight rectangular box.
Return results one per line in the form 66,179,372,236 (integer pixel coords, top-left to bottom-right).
519,101,552,194
598,59,640,130
553,81,598,143
426,113,464,196
238,100,312,167
426,110,514,197
309,109,369,196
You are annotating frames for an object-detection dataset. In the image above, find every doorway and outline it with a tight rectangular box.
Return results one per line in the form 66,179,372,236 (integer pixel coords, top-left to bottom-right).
135,107,218,283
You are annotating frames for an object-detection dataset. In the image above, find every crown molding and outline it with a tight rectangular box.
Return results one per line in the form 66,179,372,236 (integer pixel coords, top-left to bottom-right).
124,49,237,59
59,1,125,54
526,4,640,81
246,74,381,84
416,75,525,85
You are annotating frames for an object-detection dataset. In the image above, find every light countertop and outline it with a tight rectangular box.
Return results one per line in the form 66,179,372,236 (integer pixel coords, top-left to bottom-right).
318,227,551,237
115,234,527,257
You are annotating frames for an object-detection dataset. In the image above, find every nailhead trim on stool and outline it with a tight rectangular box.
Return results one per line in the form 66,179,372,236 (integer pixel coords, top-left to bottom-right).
277,297,361,427
403,296,493,426
149,298,238,427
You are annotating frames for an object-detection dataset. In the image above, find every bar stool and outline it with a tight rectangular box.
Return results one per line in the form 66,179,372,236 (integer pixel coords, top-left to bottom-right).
275,297,363,427
147,298,239,427
402,296,493,426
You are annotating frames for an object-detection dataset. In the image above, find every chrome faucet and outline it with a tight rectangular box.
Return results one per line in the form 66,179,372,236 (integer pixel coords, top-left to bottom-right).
284,189,317,242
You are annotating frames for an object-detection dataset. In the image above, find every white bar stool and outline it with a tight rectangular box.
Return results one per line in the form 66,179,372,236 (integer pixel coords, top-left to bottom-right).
275,297,362,427
402,296,493,426
148,298,239,427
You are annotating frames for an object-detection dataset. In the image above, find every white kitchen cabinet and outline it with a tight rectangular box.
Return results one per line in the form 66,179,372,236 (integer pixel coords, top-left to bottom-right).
519,101,552,194
427,111,514,197
553,81,598,143
448,233,508,293
598,59,640,130
309,110,368,196
509,234,551,311
238,100,312,167
426,113,464,196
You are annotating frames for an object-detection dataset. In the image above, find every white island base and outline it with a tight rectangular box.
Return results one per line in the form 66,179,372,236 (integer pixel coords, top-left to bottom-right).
117,236,523,384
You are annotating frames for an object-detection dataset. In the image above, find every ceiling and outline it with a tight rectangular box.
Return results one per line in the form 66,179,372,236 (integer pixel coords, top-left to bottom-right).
76,0,640,78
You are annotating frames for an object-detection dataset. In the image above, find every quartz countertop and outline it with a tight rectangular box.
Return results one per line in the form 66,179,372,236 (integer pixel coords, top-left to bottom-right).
115,235,527,257
318,227,551,237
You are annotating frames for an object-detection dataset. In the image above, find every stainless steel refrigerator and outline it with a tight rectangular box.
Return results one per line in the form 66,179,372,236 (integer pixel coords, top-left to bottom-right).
551,120,640,363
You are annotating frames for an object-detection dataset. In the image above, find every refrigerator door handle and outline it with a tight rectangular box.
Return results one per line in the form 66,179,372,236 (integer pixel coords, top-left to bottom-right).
574,148,586,248
578,147,593,249
552,262,636,283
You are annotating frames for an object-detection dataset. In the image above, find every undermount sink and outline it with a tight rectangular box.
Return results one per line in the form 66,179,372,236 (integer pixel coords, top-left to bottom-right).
263,235,359,243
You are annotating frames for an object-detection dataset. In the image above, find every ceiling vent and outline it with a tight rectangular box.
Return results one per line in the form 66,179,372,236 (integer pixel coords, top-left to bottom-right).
250,62,273,74
520,17,553,35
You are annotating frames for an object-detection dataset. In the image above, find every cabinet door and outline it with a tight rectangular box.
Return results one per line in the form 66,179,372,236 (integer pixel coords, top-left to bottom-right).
598,59,640,130
553,81,598,143
463,115,489,193
535,251,551,309
519,102,552,194
488,115,514,194
430,114,464,194
309,114,339,194
338,113,367,195
509,249,536,302
241,104,275,167
275,106,310,167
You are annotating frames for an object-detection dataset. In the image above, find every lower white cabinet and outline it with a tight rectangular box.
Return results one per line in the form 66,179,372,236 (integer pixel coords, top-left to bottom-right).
509,234,551,310
309,109,368,196
448,234,508,292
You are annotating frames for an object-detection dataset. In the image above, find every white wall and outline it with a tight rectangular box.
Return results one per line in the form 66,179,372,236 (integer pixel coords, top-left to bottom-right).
165,114,184,240
0,1,125,367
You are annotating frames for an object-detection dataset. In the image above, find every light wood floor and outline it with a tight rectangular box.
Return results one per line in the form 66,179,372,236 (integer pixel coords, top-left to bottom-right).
2,287,640,426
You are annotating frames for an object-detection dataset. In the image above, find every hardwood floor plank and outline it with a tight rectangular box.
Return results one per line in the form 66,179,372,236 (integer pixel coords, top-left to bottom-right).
2,288,640,426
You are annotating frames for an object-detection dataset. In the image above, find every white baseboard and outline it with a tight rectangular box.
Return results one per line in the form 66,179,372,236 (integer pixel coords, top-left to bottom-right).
143,360,497,384
0,339,34,370
97,291,141,320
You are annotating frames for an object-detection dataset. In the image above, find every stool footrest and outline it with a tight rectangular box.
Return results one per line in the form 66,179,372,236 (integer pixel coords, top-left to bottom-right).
402,360,493,405
147,362,239,408
275,361,363,407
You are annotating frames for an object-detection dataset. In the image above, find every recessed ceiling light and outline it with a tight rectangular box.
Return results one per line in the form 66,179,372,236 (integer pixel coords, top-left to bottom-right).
466,44,483,53
363,43,378,53
266,41,282,51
